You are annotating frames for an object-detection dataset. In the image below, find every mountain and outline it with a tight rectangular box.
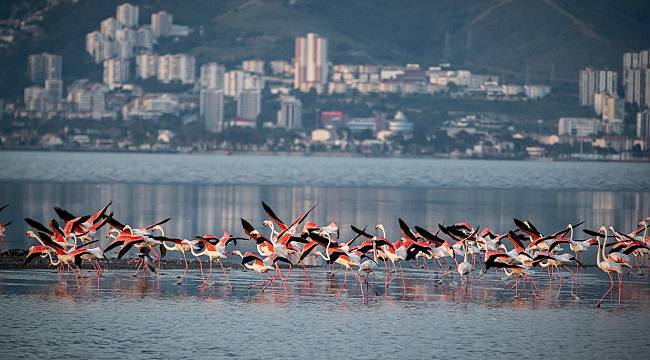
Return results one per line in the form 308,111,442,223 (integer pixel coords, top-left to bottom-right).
1,0,650,99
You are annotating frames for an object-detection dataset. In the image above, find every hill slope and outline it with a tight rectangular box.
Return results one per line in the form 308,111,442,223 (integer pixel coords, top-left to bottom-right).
1,0,649,99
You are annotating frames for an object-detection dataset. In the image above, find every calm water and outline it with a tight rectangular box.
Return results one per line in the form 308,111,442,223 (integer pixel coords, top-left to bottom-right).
1,268,650,359
1,151,650,359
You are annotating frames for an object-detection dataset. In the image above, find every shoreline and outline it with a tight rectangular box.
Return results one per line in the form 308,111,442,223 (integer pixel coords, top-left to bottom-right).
0,254,303,270
0,254,599,270
1,148,648,163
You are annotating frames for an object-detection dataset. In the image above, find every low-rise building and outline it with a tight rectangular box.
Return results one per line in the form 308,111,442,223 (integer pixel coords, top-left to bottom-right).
558,117,601,137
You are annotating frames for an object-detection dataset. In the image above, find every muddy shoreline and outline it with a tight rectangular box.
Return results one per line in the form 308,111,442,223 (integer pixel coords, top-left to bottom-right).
0,253,310,270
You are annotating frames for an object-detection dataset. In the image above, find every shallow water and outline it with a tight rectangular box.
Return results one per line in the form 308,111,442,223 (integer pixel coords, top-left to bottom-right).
1,268,650,359
1,151,649,190
1,151,650,359
1,181,648,264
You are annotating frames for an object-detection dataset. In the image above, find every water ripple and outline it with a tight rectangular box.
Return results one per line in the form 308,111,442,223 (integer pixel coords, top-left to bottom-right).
1,151,649,190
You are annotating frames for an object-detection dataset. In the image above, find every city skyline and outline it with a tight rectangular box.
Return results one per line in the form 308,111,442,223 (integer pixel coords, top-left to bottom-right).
0,1,649,161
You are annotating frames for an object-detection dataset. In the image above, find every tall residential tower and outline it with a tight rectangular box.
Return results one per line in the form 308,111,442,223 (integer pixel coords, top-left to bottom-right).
294,33,328,93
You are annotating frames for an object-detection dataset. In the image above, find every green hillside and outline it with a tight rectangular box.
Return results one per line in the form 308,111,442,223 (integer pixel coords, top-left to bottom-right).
1,0,649,99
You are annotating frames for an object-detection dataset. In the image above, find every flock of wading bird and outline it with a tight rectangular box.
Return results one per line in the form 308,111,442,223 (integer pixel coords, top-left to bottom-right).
13,201,650,307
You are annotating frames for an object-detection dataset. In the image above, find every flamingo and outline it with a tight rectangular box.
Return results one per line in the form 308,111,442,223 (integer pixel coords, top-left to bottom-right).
456,240,472,282
26,231,98,287
156,236,194,283
191,232,238,288
586,226,623,307
231,250,292,292
307,231,365,299
23,245,56,266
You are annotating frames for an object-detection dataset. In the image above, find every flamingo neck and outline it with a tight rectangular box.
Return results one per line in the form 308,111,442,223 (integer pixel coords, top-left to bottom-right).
70,234,78,248
189,242,203,257
372,241,377,261
47,251,60,266
601,227,608,260
324,235,331,260
463,241,468,262
267,223,276,243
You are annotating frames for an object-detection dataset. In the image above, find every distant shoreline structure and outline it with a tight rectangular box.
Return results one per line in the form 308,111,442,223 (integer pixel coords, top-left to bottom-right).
0,147,648,163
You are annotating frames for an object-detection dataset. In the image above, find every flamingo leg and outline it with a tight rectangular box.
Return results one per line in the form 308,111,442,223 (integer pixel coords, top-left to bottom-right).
71,265,81,288
382,258,390,287
196,257,207,287
399,262,406,292
133,259,143,277
178,251,189,284
274,264,287,289
217,259,231,288
527,274,538,296
260,272,274,292
299,260,312,286
556,266,563,297
63,264,72,285
336,269,348,300
617,272,622,305
596,272,615,307
208,259,214,284
562,265,576,297
353,271,365,301
515,276,519,297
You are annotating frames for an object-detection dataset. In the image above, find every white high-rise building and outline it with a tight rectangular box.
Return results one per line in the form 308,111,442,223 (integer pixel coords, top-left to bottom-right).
200,89,224,133
86,31,104,55
236,89,261,120
92,38,114,63
116,3,139,28
103,58,130,88
68,88,91,112
242,60,265,74
67,82,108,113
151,11,173,38
558,117,601,137
224,70,245,97
100,17,123,39
624,50,650,70
294,33,328,92
637,110,650,146
157,54,195,84
243,73,263,91
270,60,293,76
24,86,45,112
115,28,136,44
623,49,650,108
579,68,617,106
200,63,225,90
136,26,153,49
135,54,158,79
623,68,647,107
115,39,133,59
28,53,62,84
44,79,63,101
89,87,107,112
277,96,302,129
224,70,262,97
157,55,172,83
